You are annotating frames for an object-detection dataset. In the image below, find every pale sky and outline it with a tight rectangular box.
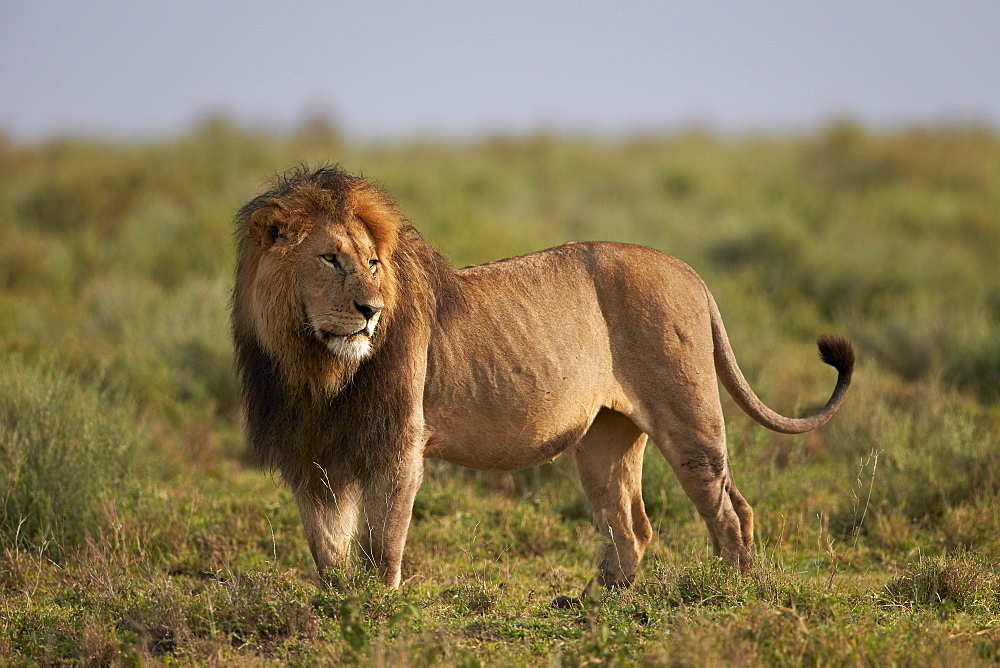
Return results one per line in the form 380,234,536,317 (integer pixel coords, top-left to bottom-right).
2,0,998,140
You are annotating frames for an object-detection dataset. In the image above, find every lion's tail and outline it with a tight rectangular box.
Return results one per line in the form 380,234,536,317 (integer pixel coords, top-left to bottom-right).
707,289,854,434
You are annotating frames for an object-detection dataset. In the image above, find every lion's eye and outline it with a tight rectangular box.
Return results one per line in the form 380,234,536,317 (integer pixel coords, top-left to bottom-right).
320,254,341,268
369,258,378,274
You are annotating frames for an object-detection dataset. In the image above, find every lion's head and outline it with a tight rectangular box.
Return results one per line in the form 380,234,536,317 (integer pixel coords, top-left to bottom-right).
232,166,404,395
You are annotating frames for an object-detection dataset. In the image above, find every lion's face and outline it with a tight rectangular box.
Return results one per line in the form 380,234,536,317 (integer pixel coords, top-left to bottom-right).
242,185,397,372
295,217,385,361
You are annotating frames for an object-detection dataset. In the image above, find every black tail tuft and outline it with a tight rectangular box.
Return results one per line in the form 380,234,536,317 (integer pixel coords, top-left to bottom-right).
817,334,855,377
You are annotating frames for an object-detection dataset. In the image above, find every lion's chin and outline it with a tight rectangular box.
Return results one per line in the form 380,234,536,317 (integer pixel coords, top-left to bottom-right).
322,330,373,361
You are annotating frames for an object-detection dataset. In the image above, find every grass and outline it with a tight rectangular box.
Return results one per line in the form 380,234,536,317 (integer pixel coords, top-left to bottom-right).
1,118,999,664
0,355,148,555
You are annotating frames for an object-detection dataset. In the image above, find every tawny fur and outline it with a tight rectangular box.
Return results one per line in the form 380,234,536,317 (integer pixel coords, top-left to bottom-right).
231,165,854,601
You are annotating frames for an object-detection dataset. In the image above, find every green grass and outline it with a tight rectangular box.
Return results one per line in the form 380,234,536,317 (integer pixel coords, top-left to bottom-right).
0,355,148,555
1,119,999,664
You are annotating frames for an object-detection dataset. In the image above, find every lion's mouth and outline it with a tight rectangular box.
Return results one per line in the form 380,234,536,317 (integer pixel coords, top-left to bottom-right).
319,327,369,342
310,318,377,359
314,324,375,360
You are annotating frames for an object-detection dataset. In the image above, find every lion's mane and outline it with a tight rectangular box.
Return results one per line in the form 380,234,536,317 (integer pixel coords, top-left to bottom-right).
231,166,456,494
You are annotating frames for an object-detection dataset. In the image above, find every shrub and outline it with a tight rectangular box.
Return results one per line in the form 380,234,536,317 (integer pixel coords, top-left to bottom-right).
0,355,147,555
882,552,1000,614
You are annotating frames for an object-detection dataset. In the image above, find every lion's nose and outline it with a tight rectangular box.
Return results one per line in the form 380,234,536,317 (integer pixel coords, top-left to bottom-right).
354,301,383,321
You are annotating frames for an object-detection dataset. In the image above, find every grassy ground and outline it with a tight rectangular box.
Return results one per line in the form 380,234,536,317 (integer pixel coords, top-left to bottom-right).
1,119,999,664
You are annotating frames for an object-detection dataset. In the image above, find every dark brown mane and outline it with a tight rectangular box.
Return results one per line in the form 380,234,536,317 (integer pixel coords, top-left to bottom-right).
231,165,456,495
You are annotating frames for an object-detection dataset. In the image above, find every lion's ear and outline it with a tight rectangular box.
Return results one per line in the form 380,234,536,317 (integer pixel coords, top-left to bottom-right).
249,199,295,249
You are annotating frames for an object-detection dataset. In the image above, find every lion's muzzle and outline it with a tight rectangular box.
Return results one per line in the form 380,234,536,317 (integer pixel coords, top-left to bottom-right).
313,313,379,360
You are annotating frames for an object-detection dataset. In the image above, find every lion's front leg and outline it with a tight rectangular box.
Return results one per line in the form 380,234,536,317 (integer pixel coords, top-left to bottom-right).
358,451,425,588
294,480,361,578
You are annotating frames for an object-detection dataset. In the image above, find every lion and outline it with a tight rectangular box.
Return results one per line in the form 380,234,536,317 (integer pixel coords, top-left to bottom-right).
231,165,853,606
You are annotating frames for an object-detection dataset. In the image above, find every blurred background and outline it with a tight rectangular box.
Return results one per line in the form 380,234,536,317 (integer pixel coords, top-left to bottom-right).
2,2,999,663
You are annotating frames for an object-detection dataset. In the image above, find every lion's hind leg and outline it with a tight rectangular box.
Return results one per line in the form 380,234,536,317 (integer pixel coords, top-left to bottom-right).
647,393,754,573
726,461,754,563
554,409,652,608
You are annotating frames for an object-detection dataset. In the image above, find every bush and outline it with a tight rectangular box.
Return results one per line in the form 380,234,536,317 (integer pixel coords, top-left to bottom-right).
882,552,1000,614
0,355,148,555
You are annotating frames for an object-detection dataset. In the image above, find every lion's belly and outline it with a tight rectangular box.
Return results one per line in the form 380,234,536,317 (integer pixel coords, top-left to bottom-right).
423,346,614,470
424,391,598,471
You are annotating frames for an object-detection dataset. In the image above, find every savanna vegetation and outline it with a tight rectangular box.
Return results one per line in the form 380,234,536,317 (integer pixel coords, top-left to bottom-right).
1,118,999,664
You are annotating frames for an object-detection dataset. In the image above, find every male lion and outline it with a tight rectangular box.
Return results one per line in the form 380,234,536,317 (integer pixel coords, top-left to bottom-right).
231,165,853,605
